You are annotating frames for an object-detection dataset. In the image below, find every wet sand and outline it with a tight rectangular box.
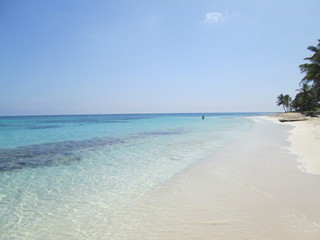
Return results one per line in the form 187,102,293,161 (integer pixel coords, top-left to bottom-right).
274,114,320,175
127,117,320,239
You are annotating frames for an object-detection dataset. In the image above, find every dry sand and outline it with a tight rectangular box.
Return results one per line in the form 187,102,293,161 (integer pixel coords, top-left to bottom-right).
125,116,320,240
264,113,320,175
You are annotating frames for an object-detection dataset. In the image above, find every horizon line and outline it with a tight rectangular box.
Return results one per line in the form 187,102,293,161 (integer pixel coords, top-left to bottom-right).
0,111,275,118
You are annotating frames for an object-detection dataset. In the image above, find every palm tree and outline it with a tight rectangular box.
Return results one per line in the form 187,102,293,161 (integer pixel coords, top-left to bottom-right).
283,94,292,112
277,94,291,112
299,40,320,84
276,40,320,114
299,40,320,101
292,83,315,111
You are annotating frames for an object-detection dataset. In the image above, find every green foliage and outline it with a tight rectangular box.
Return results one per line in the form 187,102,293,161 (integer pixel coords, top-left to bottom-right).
277,94,292,112
291,83,316,112
299,40,320,87
278,40,320,114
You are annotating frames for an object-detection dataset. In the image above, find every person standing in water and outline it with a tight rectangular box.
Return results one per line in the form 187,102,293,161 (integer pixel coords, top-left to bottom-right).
202,115,205,120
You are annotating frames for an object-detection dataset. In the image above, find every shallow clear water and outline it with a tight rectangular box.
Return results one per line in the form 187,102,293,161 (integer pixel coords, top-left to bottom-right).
0,113,266,239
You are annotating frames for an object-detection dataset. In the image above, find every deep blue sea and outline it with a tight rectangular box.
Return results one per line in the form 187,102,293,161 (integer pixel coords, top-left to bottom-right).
0,113,267,239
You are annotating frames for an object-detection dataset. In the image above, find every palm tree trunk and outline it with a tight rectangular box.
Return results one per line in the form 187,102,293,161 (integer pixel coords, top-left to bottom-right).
283,106,287,113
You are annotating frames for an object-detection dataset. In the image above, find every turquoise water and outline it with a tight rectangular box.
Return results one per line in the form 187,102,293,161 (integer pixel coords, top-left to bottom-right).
0,113,265,239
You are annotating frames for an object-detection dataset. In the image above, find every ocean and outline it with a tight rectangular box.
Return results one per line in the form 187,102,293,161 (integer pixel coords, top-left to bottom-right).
0,113,267,239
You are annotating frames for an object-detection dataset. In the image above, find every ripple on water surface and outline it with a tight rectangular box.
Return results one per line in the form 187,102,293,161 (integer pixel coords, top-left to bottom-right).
0,114,255,239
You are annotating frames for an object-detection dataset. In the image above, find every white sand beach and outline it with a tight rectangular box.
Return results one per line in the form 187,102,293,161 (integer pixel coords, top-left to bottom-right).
262,113,320,175
125,115,320,239
277,115,320,176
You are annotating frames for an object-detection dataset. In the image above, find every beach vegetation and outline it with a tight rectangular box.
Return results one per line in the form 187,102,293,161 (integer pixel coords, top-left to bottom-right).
291,83,316,112
278,40,320,115
299,40,320,90
277,94,292,112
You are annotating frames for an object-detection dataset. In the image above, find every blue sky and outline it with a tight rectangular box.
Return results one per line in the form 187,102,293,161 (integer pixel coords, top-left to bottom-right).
1,0,319,115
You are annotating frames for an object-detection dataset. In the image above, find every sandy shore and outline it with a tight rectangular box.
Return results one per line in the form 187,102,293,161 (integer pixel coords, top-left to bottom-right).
267,113,320,175
125,116,320,239
263,113,320,175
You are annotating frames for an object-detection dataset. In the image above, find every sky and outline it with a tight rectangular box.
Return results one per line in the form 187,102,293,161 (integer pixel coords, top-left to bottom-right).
0,0,320,116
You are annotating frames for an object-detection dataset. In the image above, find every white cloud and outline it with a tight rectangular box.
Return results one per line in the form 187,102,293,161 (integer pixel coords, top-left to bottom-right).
203,12,225,23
